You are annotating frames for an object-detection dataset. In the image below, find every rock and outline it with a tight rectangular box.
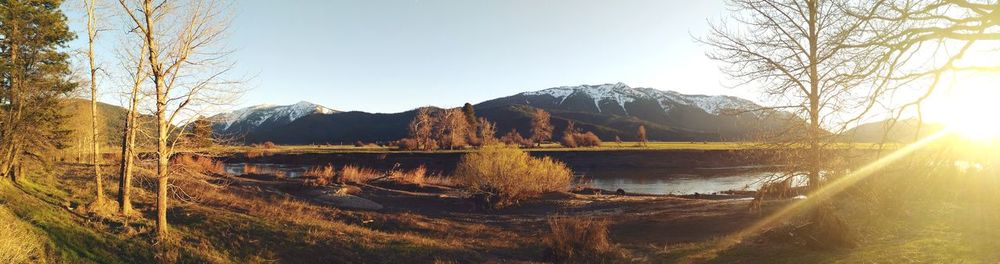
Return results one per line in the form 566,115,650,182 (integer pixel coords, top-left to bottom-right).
314,193,383,211
616,189,626,196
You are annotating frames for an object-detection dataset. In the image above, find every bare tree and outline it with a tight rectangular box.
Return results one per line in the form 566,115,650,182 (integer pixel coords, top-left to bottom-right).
530,108,553,147
852,0,1000,136
476,117,497,146
408,107,434,150
637,124,647,147
702,0,904,193
434,108,469,149
117,37,147,216
117,0,237,237
82,0,107,205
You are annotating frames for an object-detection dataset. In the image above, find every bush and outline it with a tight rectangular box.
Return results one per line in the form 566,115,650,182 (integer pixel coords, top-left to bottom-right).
454,144,572,208
172,154,225,175
575,132,601,147
544,217,619,262
340,165,382,184
303,164,336,186
500,129,532,148
561,131,601,148
390,165,427,185
397,138,419,151
262,141,277,149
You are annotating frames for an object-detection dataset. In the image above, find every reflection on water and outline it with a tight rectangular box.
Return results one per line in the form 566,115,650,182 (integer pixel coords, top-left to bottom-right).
582,171,788,195
225,163,309,178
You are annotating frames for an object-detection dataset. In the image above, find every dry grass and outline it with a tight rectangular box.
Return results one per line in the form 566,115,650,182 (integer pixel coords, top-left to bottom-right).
0,205,46,263
423,175,455,187
340,165,382,184
545,217,618,263
389,165,427,185
303,163,336,186
172,154,225,175
454,144,572,208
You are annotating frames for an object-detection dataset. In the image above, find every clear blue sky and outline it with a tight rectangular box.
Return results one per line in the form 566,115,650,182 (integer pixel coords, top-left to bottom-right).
226,0,739,113
68,0,749,114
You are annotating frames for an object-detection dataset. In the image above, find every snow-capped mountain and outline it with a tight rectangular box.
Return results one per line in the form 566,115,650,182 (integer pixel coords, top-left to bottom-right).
210,101,336,136
229,83,795,144
517,82,757,116
474,83,791,141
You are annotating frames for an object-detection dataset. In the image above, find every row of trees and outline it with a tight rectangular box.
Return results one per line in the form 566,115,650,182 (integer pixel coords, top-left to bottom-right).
402,105,649,150
400,103,497,150
1,0,238,240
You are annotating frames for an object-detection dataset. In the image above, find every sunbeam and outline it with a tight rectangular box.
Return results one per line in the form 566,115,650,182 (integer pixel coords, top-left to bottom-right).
682,130,951,263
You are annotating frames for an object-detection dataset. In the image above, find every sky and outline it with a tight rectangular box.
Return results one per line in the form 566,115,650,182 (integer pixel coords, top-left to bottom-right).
211,0,737,113
60,0,994,124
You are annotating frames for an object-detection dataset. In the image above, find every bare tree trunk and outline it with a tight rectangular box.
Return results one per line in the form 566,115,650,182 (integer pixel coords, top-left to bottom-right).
117,74,141,215
139,0,172,236
117,36,147,215
806,0,821,193
84,0,104,204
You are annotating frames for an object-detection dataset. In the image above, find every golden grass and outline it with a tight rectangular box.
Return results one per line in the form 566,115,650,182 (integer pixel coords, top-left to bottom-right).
340,165,382,184
544,217,618,262
0,205,46,263
389,165,427,185
455,144,572,207
172,154,225,175
303,163,336,186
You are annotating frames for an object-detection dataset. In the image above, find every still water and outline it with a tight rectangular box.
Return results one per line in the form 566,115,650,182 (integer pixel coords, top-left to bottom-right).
225,162,785,195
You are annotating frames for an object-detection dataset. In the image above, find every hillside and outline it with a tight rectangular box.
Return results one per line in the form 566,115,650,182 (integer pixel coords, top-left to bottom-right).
59,99,159,156
843,118,945,143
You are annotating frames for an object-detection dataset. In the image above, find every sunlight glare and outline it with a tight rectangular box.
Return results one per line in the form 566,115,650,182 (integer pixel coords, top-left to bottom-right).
940,86,1000,141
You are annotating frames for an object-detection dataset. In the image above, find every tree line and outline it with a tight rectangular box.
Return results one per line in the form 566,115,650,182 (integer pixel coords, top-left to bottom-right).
400,105,648,150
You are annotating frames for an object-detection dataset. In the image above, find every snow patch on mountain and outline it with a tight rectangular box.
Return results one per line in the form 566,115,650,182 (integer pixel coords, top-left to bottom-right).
214,101,336,131
522,83,756,115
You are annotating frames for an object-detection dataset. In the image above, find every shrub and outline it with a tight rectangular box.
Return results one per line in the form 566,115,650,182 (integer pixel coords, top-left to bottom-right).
500,129,531,148
454,144,572,208
303,164,336,186
340,165,382,184
390,165,426,185
172,154,225,175
561,131,601,148
574,132,602,147
262,141,277,149
560,132,577,148
397,138,419,151
544,217,617,262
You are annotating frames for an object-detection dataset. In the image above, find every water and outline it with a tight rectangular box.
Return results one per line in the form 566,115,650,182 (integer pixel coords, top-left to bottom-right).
582,172,777,195
224,163,309,178
225,161,785,195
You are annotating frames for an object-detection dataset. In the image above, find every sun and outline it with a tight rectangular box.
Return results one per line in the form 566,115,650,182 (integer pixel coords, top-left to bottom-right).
938,86,1000,141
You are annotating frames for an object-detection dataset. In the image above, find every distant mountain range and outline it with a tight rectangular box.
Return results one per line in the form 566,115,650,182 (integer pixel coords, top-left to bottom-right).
212,83,798,144
209,101,337,139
